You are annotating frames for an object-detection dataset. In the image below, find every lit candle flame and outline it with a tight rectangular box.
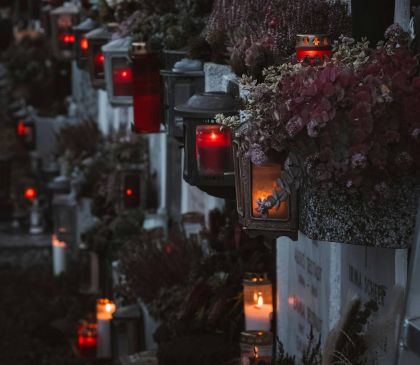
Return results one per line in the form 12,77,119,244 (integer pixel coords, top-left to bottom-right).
255,291,263,308
253,346,259,359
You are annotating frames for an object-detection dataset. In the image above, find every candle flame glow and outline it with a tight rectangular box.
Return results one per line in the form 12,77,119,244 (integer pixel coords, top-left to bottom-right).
253,346,259,359
255,292,264,308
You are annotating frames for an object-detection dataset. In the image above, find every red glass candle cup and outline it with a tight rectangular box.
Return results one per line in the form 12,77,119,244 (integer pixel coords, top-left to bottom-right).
196,125,233,176
77,321,97,357
112,59,133,96
131,43,161,134
296,34,332,65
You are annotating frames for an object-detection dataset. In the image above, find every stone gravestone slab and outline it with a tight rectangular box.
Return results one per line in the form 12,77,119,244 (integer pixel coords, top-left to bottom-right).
276,233,341,358
340,244,407,365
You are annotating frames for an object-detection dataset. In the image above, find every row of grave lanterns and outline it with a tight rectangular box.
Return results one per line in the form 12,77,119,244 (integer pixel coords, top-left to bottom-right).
47,3,332,241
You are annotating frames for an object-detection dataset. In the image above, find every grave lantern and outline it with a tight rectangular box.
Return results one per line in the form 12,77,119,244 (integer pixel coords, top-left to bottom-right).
77,320,98,357
53,194,77,245
130,42,162,134
114,163,148,214
181,212,205,239
17,116,36,150
50,2,80,60
296,34,332,64
243,273,273,332
174,92,236,198
161,59,204,140
112,305,144,359
86,23,118,89
97,298,116,359
102,36,133,106
73,17,98,69
233,124,298,239
240,331,273,365
52,234,67,276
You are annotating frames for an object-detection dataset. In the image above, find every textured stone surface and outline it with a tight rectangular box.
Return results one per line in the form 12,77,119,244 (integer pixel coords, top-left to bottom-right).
299,180,420,248
204,63,235,92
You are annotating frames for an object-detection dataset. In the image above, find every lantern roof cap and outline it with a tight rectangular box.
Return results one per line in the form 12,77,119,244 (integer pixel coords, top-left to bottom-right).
172,58,203,72
240,331,273,345
113,305,141,320
243,272,271,285
85,25,114,41
102,36,132,53
51,2,79,14
174,92,236,118
73,17,97,32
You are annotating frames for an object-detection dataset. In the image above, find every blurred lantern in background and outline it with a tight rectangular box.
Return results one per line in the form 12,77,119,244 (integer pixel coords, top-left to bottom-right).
50,2,80,60
115,163,148,214
130,42,162,134
295,34,332,64
85,23,118,89
24,187,37,201
240,331,273,365
77,320,98,357
97,298,116,359
243,273,273,332
102,36,133,106
175,92,236,198
17,116,36,151
112,305,144,359
233,123,298,240
73,17,97,69
161,59,204,141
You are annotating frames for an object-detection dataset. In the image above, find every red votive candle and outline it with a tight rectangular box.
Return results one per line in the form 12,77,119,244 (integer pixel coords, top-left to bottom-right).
94,50,105,79
131,43,161,134
196,125,233,176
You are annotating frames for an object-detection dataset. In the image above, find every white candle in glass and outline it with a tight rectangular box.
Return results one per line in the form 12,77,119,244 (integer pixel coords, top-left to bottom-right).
244,291,272,331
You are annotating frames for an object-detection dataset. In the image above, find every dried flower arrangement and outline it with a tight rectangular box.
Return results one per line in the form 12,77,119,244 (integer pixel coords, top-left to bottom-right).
195,0,351,79
218,26,420,203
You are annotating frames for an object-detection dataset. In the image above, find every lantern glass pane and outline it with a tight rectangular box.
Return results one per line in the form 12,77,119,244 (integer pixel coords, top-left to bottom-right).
195,125,233,176
111,57,133,96
251,162,289,219
233,142,244,216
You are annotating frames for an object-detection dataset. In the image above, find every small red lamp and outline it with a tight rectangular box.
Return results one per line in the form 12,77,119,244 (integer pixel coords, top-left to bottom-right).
130,42,162,134
24,187,37,201
77,320,98,357
296,34,332,64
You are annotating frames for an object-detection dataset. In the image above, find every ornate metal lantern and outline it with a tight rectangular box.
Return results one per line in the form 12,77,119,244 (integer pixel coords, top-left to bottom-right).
73,17,97,69
233,124,298,239
240,331,273,365
243,273,273,332
296,34,332,64
112,305,144,359
161,59,204,140
175,92,236,198
86,23,118,89
130,42,162,134
103,36,133,107
114,163,148,214
50,2,80,60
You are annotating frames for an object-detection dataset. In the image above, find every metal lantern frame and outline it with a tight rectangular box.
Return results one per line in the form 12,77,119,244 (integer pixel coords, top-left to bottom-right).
233,124,298,240
102,36,133,107
295,34,332,64
50,2,80,61
174,92,236,199
85,24,118,89
161,69,204,140
114,163,148,214
73,17,98,70
52,194,78,246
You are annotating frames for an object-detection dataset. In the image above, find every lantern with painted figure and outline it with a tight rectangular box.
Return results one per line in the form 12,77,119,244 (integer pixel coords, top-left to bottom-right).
233,123,298,239
295,34,332,64
102,36,133,106
50,2,80,60
174,92,236,198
